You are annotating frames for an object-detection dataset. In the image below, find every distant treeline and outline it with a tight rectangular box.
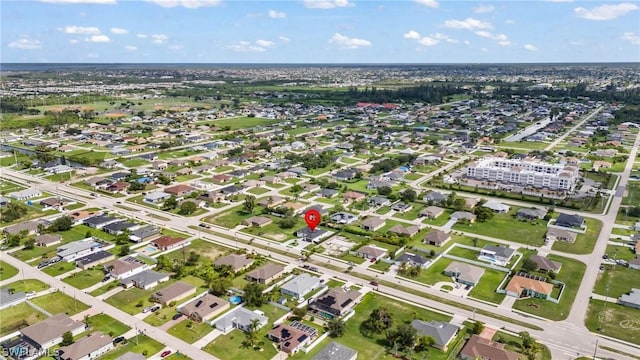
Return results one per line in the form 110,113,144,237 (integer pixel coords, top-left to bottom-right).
494,83,640,104
612,105,640,125
345,84,464,104
0,95,115,114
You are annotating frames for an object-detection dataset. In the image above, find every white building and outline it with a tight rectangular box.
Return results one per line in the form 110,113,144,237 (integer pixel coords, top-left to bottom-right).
465,157,579,191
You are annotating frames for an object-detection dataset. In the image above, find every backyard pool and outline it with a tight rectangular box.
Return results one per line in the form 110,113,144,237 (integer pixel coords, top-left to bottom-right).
229,296,242,305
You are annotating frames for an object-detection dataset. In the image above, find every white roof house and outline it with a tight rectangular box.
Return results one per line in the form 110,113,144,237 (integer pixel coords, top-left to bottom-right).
280,273,322,299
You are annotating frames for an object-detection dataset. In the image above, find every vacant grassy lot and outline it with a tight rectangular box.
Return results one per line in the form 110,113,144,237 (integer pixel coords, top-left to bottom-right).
413,257,455,285
512,255,586,321
42,262,76,277
99,334,165,360
0,261,18,281
0,303,46,336
586,300,640,345
1,279,49,293
206,205,262,228
210,116,280,130
30,292,89,316
551,218,602,254
63,268,106,289
105,283,173,315
452,210,547,247
468,269,507,304
167,319,214,344
593,266,640,299
492,331,552,360
86,314,131,337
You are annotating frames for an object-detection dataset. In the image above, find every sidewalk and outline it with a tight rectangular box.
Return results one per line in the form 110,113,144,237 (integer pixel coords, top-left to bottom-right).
191,328,221,348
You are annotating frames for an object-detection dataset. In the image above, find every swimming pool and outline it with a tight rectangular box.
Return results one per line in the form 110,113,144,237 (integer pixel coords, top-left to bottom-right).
144,245,157,253
229,296,242,305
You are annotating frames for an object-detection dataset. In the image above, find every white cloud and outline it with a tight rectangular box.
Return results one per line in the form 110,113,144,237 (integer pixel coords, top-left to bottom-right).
546,0,574,2
40,0,116,4
87,52,99,58
168,45,184,50
464,40,471,45
59,25,101,34
328,33,371,49
474,4,494,14
125,45,137,50
69,39,79,44
524,44,538,51
570,40,584,46
475,31,511,46
481,47,488,52
475,30,492,38
574,3,638,20
226,40,267,52
151,34,169,44
403,30,421,39
9,38,42,50
505,19,516,24
144,0,222,8
303,0,353,9
418,37,439,46
279,36,290,42
433,33,457,43
268,9,286,18
622,32,640,45
255,39,275,47
110,27,128,35
137,34,148,39
86,34,111,42
414,0,439,8
443,18,493,30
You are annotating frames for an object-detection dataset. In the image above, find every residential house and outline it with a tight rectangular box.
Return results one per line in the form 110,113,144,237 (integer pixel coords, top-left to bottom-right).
479,245,515,265
0,288,26,310
319,189,339,198
618,288,640,309
102,221,139,235
129,226,160,243
120,269,169,290
395,253,430,268
75,251,115,270
20,314,85,350
460,335,519,360
329,212,358,225
423,191,447,204
57,238,104,262
103,256,148,280
419,206,444,219
312,342,357,360
164,184,196,198
516,208,547,220
443,261,485,286
410,320,459,351
368,196,390,207
257,195,286,207
3,220,48,235
152,282,197,306
482,200,510,213
296,228,329,243
546,227,577,243
143,191,171,205
280,273,322,300
529,255,562,273
56,331,113,360
213,253,254,273
388,224,419,237
180,293,230,323
451,211,476,223
423,230,451,247
242,216,273,228
360,217,385,232
343,191,366,203
83,214,120,229
392,202,413,213
355,245,387,260
213,307,268,334
151,236,191,251
245,263,285,285
505,275,554,299
333,169,358,181
36,234,62,247
268,321,318,354
9,188,42,200
555,213,585,228
310,288,362,319
260,175,281,184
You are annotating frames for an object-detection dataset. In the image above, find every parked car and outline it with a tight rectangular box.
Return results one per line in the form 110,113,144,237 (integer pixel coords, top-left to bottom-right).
172,313,182,320
161,350,172,358
369,281,379,287
150,305,161,313
113,336,125,345
602,254,608,259
102,276,110,282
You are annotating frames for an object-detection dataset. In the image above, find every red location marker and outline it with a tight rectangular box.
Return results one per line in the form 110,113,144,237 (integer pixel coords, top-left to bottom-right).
304,209,321,231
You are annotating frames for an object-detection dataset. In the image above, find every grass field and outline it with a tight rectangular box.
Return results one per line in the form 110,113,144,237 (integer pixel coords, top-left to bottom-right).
30,291,89,316
413,257,455,285
492,331,552,360
593,265,640,299
98,334,165,360
42,262,76,277
208,116,280,130
0,303,46,337
63,268,106,289
167,320,214,344
452,210,547,247
585,300,640,345
86,314,131,337
551,218,602,254
468,269,507,304
0,261,18,281
511,255,586,321
0,279,49,293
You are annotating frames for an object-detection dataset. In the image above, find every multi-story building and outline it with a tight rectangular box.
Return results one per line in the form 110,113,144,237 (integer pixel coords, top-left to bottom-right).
465,157,579,191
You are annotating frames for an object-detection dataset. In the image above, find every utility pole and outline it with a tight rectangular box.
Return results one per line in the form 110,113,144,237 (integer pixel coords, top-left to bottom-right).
135,323,139,345
592,339,598,359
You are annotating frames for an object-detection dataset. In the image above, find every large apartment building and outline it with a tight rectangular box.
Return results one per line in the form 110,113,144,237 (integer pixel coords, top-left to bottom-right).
465,157,579,191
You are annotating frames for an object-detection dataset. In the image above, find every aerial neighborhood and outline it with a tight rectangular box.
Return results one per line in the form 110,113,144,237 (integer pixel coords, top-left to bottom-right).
0,63,639,360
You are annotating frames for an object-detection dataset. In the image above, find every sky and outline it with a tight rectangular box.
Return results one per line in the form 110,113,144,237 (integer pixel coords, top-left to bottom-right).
2,0,639,63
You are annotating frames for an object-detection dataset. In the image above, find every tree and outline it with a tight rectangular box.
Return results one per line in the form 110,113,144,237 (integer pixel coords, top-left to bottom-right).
156,174,172,185
361,307,393,335
522,257,539,272
292,306,308,319
114,232,130,245
1,202,28,222
178,201,197,215
472,321,484,335
209,278,232,296
48,215,73,232
118,246,130,256
243,195,256,214
162,196,178,211
377,186,392,196
186,251,200,266
128,181,145,191
23,238,36,250
6,230,27,247
385,324,417,351
61,331,74,346
327,318,346,337
290,184,303,200
401,189,417,202
417,335,435,351
278,216,297,229
156,255,172,271
243,282,265,307
242,318,263,350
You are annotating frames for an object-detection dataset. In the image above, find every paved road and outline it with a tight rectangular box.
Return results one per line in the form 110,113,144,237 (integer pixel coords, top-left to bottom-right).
544,106,603,151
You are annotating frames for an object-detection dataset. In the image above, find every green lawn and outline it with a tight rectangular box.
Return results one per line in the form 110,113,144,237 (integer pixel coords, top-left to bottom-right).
63,268,106,289
551,218,602,254
98,334,165,360
392,202,425,221
593,265,640,299
0,261,18,281
90,282,120,297
622,182,640,205
511,255,586,321
246,187,271,195
167,319,214,344
206,206,261,228
105,282,174,315
585,300,640,345
42,262,76,277
0,302,47,337
0,279,49,293
86,314,131,337
30,291,89,315
468,269,507,304
121,158,149,168
452,210,547,247
492,331,552,360
413,257,455,285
